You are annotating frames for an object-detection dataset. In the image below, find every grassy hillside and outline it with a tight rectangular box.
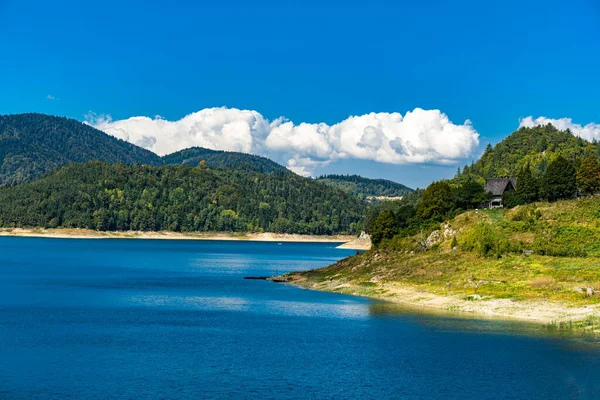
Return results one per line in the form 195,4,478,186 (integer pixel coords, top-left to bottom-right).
0,161,364,235
0,114,162,185
317,174,413,200
457,124,600,181
162,147,288,174
287,198,600,327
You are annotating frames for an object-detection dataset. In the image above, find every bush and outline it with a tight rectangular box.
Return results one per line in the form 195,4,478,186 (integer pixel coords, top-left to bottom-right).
503,190,525,209
461,221,513,257
532,225,590,257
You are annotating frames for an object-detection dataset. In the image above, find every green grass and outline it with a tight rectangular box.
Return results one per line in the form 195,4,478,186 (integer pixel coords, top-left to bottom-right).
296,198,600,305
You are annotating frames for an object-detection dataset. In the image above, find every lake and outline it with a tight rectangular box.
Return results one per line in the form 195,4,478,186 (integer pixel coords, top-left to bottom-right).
1,237,599,399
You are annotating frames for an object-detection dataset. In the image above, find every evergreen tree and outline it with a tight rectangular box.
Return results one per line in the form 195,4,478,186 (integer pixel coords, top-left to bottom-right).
416,181,455,221
454,179,488,210
450,236,458,249
576,155,600,195
542,156,577,201
369,211,398,247
516,163,539,203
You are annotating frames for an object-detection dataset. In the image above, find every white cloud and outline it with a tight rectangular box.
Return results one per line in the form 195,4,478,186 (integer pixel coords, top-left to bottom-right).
519,116,600,142
46,94,58,101
86,107,479,176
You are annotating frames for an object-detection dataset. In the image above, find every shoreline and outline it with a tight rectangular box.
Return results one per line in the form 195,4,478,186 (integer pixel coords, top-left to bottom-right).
0,228,370,250
285,274,600,331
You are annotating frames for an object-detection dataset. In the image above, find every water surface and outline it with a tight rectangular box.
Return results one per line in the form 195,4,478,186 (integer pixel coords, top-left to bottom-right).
0,237,599,399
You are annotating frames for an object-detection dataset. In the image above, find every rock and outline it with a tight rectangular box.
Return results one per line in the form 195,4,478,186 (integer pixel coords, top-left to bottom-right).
425,230,441,248
423,224,458,249
587,288,594,297
574,287,584,293
441,223,457,239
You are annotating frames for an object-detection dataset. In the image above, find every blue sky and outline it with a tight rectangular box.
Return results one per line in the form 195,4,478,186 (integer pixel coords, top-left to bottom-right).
1,0,599,188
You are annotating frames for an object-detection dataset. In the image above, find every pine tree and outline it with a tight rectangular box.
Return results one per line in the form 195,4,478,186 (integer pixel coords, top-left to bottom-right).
542,156,577,201
516,163,539,203
576,156,600,195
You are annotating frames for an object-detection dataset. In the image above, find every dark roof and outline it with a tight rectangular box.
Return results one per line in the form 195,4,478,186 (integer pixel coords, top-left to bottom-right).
485,178,517,196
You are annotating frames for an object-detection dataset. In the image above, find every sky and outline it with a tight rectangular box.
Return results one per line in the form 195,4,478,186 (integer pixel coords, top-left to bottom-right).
1,0,599,188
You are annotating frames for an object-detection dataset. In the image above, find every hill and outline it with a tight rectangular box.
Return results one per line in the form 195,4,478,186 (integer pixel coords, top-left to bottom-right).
316,174,413,200
162,147,287,174
0,161,364,235
0,113,162,185
0,113,290,186
456,124,600,181
285,198,600,329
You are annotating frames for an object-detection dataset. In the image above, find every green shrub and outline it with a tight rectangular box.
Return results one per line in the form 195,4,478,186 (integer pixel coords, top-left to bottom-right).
461,222,513,257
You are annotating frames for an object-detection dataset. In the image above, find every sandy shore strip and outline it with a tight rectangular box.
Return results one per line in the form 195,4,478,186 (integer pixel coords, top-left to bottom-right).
0,228,370,249
285,275,600,329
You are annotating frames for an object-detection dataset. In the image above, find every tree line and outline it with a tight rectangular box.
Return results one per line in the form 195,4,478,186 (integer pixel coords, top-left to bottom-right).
367,153,600,248
366,178,490,247
503,154,599,207
0,161,364,235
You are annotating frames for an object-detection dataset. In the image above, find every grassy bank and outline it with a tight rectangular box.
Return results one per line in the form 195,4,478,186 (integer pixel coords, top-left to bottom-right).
285,198,600,331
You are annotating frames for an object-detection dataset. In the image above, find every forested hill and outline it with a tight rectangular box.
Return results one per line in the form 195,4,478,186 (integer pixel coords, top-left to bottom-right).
162,147,287,174
0,113,289,186
456,124,600,181
0,113,162,185
316,174,413,199
0,162,364,234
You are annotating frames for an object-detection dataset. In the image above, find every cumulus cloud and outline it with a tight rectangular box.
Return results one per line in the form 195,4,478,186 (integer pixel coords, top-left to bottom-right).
519,116,600,142
46,94,58,101
86,107,479,176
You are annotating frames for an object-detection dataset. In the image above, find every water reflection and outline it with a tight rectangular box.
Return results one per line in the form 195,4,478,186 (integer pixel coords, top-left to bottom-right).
369,302,600,347
125,294,251,311
265,299,369,319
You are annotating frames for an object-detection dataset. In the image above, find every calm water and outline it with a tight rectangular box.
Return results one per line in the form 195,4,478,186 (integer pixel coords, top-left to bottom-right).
1,237,599,399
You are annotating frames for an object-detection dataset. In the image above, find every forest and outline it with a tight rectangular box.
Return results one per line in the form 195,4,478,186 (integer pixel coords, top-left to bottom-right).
0,113,162,185
316,174,413,199
0,161,364,235
455,124,600,182
162,147,287,174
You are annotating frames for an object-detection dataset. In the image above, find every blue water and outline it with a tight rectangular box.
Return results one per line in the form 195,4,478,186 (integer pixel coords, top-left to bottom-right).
1,237,599,399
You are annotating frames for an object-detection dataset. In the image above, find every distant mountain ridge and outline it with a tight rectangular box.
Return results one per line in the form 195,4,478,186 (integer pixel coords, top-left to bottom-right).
0,113,162,185
316,174,413,200
162,147,287,174
0,113,290,186
0,114,413,198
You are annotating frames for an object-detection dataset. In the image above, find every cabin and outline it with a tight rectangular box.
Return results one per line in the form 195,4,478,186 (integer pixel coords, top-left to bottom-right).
485,178,517,208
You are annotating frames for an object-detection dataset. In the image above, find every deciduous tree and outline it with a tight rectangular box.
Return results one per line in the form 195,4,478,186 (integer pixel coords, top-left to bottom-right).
416,181,455,221
369,211,398,247
576,156,600,195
